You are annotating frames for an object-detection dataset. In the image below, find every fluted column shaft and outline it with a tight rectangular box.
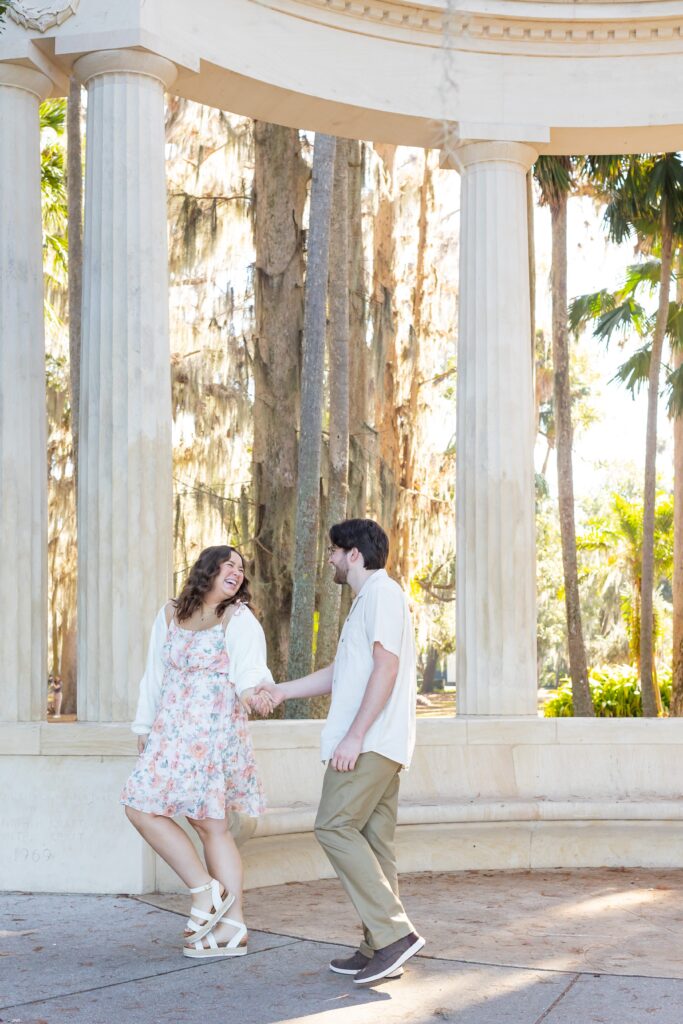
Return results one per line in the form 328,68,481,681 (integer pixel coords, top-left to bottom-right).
454,141,538,716
0,66,51,721
75,50,177,722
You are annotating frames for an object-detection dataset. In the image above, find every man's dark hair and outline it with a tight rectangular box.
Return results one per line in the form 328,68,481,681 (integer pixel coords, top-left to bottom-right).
329,519,389,570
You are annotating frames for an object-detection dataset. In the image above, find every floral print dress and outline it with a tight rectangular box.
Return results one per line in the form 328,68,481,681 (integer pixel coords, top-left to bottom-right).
121,616,266,819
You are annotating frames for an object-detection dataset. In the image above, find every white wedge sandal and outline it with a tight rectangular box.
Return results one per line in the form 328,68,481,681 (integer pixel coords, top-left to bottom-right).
183,918,248,959
183,879,235,945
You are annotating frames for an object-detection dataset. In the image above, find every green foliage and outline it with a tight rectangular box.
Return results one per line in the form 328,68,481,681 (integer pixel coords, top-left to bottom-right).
567,289,615,333
570,256,683,415
579,491,673,586
584,153,683,248
666,361,683,417
536,493,570,687
612,345,651,394
577,489,673,665
545,664,672,717
533,155,574,209
411,559,456,666
39,99,68,321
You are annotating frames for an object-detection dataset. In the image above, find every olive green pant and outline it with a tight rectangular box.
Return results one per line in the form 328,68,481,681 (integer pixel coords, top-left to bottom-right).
314,751,413,953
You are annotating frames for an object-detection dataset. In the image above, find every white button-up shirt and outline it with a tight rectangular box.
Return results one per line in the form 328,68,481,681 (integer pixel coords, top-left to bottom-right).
320,569,417,768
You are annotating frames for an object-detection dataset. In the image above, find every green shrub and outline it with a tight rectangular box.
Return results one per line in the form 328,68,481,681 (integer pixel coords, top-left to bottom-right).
544,664,672,718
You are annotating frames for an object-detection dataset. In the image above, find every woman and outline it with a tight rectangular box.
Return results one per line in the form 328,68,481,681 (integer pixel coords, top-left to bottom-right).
121,545,273,959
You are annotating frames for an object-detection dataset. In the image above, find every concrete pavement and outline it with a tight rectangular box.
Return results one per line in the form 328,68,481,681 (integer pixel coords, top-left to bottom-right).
2,870,683,1023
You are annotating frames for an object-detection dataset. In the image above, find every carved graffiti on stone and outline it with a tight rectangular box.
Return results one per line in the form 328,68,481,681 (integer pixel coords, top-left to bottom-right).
8,0,80,33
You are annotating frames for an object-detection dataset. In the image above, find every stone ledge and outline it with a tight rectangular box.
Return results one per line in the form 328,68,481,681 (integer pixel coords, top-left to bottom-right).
4,716,683,756
252,797,683,838
231,819,683,889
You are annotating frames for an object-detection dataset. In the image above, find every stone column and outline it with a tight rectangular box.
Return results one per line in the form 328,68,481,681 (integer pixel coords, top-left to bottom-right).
453,141,538,716
0,65,52,721
74,50,177,722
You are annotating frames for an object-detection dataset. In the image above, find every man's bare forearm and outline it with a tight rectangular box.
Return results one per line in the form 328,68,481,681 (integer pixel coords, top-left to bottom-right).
279,663,334,700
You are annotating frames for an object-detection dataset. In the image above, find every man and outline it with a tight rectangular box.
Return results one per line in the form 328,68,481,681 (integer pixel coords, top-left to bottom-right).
257,518,423,985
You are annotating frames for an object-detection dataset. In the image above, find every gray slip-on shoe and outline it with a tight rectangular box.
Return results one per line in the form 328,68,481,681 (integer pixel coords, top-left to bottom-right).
353,932,425,985
330,950,403,978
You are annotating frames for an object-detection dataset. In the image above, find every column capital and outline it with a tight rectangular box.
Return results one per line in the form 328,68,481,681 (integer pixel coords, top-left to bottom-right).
0,63,52,100
73,49,177,90
443,141,538,175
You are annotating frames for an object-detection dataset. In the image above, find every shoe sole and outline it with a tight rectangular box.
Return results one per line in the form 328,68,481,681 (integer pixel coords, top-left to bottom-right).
330,964,404,978
353,936,425,985
182,946,248,959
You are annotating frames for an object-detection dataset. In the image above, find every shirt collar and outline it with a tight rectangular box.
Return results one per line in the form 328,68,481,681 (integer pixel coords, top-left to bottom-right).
353,568,387,602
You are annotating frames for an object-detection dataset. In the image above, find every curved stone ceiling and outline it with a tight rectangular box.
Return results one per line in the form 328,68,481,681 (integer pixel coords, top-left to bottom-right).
2,0,683,152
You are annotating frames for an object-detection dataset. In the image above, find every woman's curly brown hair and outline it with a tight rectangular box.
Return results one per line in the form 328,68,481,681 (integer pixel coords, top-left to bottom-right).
173,545,252,622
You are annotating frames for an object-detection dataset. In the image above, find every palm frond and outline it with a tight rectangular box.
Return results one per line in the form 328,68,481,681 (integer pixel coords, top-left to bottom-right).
40,98,67,135
594,298,648,344
666,362,683,417
533,155,574,208
567,289,615,334
622,259,661,296
44,232,68,273
611,346,651,395
646,154,683,208
585,153,683,248
666,300,683,350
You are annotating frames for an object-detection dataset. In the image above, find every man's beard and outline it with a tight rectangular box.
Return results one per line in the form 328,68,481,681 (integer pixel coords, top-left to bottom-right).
333,566,347,585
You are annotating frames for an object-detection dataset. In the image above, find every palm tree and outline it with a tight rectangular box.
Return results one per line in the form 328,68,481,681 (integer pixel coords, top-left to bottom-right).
575,154,683,714
579,492,673,674
571,256,683,709
533,156,593,716
589,261,683,712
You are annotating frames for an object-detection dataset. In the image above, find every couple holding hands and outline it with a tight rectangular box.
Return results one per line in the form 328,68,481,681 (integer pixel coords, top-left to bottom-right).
121,518,424,986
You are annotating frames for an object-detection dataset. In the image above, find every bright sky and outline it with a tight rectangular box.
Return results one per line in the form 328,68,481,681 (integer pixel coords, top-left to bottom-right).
533,194,674,508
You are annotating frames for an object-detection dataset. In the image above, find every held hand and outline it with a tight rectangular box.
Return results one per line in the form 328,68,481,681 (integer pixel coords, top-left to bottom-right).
241,687,276,717
255,679,285,709
330,732,362,773
137,734,148,755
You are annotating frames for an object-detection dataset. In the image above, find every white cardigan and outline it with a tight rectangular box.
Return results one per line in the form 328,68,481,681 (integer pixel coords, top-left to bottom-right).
131,603,274,735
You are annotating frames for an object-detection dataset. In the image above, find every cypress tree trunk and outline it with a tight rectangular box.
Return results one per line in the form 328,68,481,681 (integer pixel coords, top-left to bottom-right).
316,139,350,672
421,646,439,694
551,199,593,717
372,145,399,552
341,141,366,626
396,152,432,584
672,263,683,715
640,220,672,717
346,141,368,523
286,133,337,716
252,122,307,682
